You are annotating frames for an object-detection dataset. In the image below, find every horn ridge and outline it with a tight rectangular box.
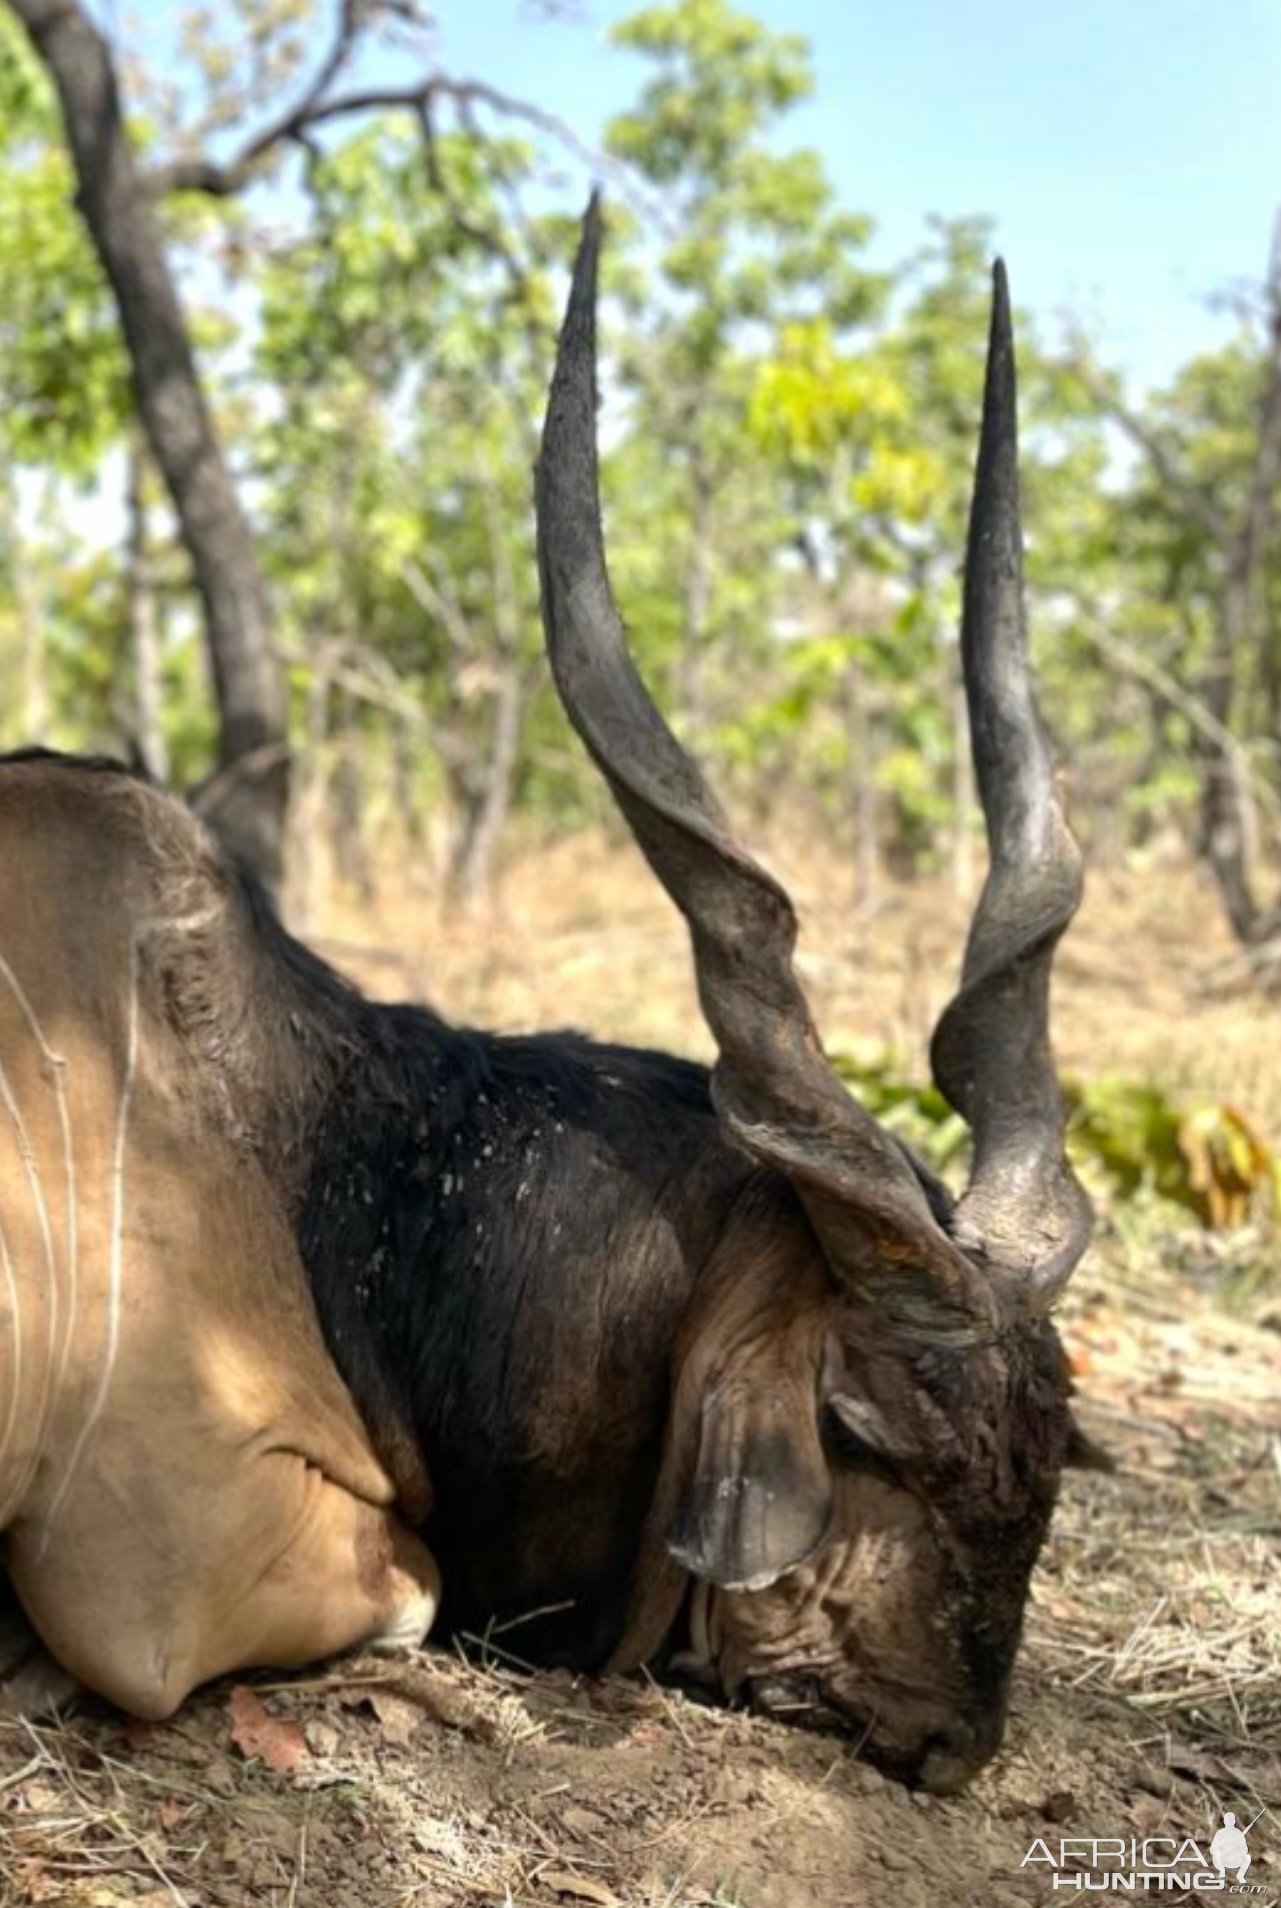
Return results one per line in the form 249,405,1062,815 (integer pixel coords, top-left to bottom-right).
929,261,1093,1301
537,196,985,1313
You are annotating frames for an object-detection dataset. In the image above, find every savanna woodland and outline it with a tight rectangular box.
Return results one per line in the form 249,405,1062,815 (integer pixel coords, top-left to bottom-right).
0,3,1277,1905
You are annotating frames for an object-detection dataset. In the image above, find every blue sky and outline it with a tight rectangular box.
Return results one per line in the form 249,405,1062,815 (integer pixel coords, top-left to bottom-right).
116,0,1280,389
438,0,1281,389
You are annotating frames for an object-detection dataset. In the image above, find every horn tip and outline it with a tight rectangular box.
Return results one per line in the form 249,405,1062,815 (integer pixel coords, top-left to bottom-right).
569,187,604,307
990,257,1012,339
580,186,604,259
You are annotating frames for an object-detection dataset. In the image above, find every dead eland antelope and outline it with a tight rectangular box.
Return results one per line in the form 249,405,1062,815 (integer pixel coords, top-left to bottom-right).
0,199,1093,1795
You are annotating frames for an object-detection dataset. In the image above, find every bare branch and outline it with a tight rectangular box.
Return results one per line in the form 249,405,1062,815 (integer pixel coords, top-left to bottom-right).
333,665,470,768
473,448,522,661
402,553,475,664
146,68,605,202
145,0,364,198
412,89,533,315
1066,346,1232,547
277,632,474,770
147,43,587,364
1068,609,1281,839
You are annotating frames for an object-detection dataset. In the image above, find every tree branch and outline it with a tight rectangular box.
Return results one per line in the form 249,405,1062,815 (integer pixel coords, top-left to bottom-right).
1067,346,1232,547
402,553,476,667
146,70,602,201
1067,608,1281,839
280,638,473,771
144,0,362,197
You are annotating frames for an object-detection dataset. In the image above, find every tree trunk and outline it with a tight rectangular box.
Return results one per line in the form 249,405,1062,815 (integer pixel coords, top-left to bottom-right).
289,648,335,933
1198,546,1264,941
8,0,289,893
1260,595,1281,744
390,714,426,849
1198,731,1262,941
444,454,529,904
448,663,523,904
679,448,715,731
841,655,877,911
1197,221,1281,945
949,649,974,901
330,713,374,905
124,440,168,783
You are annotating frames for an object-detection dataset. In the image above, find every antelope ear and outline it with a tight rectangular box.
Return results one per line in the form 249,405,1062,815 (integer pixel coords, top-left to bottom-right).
667,1373,834,1593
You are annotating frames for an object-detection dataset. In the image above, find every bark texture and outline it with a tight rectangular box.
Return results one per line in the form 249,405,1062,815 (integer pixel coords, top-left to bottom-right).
8,0,289,891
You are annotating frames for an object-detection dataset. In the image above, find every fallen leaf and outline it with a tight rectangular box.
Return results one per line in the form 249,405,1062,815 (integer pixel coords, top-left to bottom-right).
561,1805,607,1837
539,1870,621,1905
19,1777,63,1810
305,1718,341,1758
367,1688,423,1745
11,1867,72,1904
340,1666,494,1741
229,1685,309,1774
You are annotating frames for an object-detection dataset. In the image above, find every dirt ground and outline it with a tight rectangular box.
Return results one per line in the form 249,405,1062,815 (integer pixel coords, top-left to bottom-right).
1,840,1278,1907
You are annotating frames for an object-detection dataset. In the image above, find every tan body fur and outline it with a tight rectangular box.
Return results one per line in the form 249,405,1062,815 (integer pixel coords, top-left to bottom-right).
0,763,438,1717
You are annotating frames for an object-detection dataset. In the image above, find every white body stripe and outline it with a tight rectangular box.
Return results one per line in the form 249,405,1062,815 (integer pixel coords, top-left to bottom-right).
0,952,77,1425
40,949,139,1540
0,1050,60,1487
0,1212,23,1523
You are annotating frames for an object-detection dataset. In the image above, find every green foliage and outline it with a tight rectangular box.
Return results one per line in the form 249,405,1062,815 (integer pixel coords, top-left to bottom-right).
831,1052,1279,1238
599,0,886,832
0,0,1275,1241
829,1049,970,1171
255,118,548,393
1068,1075,1193,1209
610,0,810,188
0,15,129,468
1070,1078,1279,1233
0,0,1277,934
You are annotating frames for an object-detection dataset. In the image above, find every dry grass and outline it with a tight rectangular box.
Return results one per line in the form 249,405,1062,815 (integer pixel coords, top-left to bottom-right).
1,835,1278,1907
312,827,1281,1136
1043,1245,1280,1755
